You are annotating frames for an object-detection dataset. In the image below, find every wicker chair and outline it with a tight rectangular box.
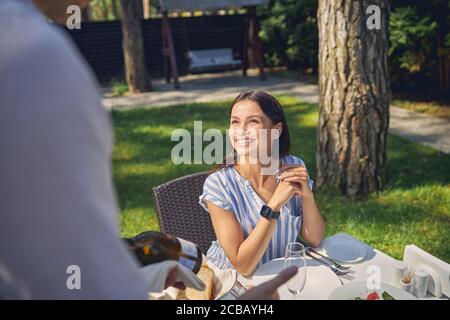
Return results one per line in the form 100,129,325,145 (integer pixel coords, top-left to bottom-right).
152,171,216,254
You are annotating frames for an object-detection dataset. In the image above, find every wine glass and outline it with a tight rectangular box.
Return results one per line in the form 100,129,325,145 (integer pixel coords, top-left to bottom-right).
283,242,307,299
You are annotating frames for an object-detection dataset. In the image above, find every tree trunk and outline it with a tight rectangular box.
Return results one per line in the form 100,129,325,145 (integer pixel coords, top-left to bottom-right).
119,0,151,93
315,0,391,199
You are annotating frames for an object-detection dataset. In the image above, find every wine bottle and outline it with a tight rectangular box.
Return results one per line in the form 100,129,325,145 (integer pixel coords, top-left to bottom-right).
124,231,203,274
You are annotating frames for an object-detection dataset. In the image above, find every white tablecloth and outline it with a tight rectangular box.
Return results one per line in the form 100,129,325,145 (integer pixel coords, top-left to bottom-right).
228,233,448,300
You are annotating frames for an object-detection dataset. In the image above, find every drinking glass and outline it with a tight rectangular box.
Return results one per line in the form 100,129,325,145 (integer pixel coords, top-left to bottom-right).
284,242,307,299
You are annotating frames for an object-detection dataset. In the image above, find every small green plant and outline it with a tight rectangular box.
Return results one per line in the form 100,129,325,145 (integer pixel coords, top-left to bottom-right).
110,78,128,97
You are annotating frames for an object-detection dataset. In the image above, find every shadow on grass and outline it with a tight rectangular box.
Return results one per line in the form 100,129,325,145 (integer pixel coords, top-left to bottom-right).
317,186,450,260
386,134,450,189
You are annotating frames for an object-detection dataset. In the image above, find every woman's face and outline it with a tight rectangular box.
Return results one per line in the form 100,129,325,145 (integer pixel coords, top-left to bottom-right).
229,100,282,160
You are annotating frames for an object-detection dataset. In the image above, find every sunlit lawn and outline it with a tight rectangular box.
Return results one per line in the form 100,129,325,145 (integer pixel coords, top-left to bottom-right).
392,99,450,119
112,96,450,262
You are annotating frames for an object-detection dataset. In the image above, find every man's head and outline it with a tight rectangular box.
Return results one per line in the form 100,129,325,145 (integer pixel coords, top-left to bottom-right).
33,0,89,24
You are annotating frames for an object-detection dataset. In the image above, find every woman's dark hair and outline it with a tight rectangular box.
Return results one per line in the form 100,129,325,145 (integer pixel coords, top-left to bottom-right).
214,90,291,171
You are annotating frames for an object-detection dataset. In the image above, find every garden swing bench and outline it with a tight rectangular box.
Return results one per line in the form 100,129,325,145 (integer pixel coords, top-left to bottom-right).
158,0,268,89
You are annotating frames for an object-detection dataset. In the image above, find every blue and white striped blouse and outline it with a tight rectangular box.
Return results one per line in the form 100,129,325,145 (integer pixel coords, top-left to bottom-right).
199,155,313,269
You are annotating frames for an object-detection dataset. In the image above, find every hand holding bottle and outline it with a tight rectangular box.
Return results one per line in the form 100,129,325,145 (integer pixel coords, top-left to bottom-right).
124,231,203,274
165,267,186,290
140,260,206,293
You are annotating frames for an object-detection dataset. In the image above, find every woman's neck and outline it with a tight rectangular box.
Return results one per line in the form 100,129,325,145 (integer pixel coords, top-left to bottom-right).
234,158,280,187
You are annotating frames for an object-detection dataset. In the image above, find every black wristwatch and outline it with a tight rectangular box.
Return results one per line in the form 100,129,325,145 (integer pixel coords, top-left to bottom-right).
260,205,280,220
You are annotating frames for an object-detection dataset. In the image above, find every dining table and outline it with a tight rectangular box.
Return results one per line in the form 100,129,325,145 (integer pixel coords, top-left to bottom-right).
220,233,449,300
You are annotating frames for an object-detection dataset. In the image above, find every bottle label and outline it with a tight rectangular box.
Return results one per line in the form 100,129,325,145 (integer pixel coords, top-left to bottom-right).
178,237,198,271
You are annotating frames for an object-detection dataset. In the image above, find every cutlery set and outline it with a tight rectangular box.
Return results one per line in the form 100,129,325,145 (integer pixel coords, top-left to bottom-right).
303,246,352,285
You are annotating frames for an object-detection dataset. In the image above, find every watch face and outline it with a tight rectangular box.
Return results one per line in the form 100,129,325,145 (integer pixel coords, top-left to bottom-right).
261,205,279,220
270,211,280,219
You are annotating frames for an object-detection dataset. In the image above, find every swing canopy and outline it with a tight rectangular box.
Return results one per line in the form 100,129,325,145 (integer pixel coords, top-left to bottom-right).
158,0,269,12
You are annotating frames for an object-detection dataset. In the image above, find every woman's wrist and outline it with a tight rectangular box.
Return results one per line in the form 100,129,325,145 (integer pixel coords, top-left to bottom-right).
301,190,314,201
267,198,282,213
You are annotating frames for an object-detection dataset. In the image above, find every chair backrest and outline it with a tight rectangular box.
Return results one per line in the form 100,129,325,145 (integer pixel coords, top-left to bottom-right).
188,48,236,68
152,171,216,254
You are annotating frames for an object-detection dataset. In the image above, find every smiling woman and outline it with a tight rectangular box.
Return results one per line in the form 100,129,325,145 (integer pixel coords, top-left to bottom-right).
112,96,450,263
198,90,325,276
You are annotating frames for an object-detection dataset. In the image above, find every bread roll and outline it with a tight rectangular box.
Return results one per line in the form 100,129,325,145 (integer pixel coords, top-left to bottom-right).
179,264,215,300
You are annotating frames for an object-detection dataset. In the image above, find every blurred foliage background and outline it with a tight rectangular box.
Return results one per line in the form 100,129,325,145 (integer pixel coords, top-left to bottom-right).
257,0,449,101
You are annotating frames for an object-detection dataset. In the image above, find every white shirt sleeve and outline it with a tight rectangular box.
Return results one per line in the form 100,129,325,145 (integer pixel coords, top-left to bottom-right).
0,2,149,299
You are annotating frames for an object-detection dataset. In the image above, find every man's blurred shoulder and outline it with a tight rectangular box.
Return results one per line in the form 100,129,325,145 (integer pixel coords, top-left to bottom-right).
0,0,98,89
0,0,109,148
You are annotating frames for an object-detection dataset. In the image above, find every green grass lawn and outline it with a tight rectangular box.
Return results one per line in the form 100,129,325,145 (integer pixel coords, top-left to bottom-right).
112,96,450,262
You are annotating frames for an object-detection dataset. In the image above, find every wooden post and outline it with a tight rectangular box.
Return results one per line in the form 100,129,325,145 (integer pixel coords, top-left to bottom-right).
161,18,171,83
437,34,450,98
81,3,90,22
250,6,266,80
135,0,144,18
242,7,266,80
110,0,119,20
242,8,250,77
161,11,180,89
119,0,152,93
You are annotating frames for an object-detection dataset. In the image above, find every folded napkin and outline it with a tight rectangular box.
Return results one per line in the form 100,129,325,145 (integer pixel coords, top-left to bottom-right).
140,261,206,293
403,245,450,297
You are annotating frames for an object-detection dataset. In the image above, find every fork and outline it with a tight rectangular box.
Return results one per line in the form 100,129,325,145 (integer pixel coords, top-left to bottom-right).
305,251,348,285
306,247,351,270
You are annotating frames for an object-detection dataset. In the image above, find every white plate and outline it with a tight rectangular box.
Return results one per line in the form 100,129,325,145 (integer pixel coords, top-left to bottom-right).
328,281,417,300
249,258,342,300
322,238,366,263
